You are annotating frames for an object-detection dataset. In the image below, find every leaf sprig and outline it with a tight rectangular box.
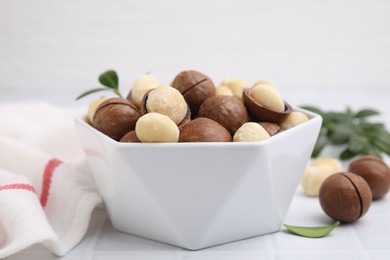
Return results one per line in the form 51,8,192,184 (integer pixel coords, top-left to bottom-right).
302,106,390,160
76,70,123,100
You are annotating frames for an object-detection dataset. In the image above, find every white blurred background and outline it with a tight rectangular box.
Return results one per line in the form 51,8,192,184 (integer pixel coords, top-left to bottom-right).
1,0,389,105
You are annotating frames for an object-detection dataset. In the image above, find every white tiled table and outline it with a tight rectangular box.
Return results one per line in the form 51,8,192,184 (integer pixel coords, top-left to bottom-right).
3,89,390,260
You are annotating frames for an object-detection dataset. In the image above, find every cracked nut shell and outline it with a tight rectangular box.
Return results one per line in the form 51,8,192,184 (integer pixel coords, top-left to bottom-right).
93,98,141,141
319,172,372,223
198,95,249,136
348,156,390,200
179,117,232,142
243,88,292,123
171,70,215,117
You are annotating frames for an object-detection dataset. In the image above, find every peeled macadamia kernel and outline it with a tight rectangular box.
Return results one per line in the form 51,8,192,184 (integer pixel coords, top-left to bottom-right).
145,86,188,125
280,111,309,129
348,156,390,200
87,97,106,124
301,157,343,197
250,84,284,112
220,78,247,100
319,172,372,223
215,85,234,96
135,112,179,143
233,122,270,142
252,80,278,89
128,74,160,108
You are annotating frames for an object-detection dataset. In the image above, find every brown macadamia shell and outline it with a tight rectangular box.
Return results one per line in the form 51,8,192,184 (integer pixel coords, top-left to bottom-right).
179,117,232,142
119,130,141,143
243,88,292,123
348,156,390,200
198,95,249,136
258,122,281,136
93,98,141,141
319,172,372,223
171,70,215,117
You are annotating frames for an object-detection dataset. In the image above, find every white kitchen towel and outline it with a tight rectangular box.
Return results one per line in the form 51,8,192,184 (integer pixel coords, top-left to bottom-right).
0,102,102,258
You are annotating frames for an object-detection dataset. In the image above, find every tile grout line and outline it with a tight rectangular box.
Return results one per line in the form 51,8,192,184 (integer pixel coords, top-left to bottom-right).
265,234,277,260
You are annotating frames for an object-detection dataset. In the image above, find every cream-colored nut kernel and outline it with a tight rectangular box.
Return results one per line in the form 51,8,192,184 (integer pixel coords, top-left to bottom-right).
250,84,284,112
87,97,106,124
135,112,179,142
215,85,234,96
130,74,160,108
146,86,187,125
301,157,342,197
220,78,248,100
233,122,270,142
280,111,309,129
252,80,278,89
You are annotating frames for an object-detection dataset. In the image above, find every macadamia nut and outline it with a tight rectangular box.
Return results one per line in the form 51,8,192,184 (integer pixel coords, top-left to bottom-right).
129,74,160,108
233,122,270,142
215,85,234,96
135,112,179,142
145,86,188,125
87,97,106,124
301,157,342,197
252,80,278,89
250,84,285,112
280,111,309,129
320,172,372,223
220,79,248,100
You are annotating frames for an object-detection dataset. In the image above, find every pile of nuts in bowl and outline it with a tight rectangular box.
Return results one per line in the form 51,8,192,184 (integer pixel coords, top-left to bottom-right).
88,70,310,143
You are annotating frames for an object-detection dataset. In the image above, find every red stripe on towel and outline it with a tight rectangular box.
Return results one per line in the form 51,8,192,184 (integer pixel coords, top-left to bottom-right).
40,158,62,207
0,183,36,193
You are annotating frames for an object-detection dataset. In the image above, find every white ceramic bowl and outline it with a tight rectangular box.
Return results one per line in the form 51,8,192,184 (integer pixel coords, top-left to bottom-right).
74,108,322,250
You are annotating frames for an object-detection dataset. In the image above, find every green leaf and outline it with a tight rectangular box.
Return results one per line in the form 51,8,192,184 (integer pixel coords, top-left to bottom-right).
340,148,357,160
355,109,380,118
76,88,109,100
372,137,390,155
283,221,340,238
348,134,369,153
99,70,119,89
328,123,353,145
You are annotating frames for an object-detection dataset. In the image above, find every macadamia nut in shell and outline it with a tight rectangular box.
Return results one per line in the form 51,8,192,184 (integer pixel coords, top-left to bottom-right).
198,95,249,135
348,156,390,200
179,117,232,142
93,98,141,141
319,172,372,223
171,70,215,116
